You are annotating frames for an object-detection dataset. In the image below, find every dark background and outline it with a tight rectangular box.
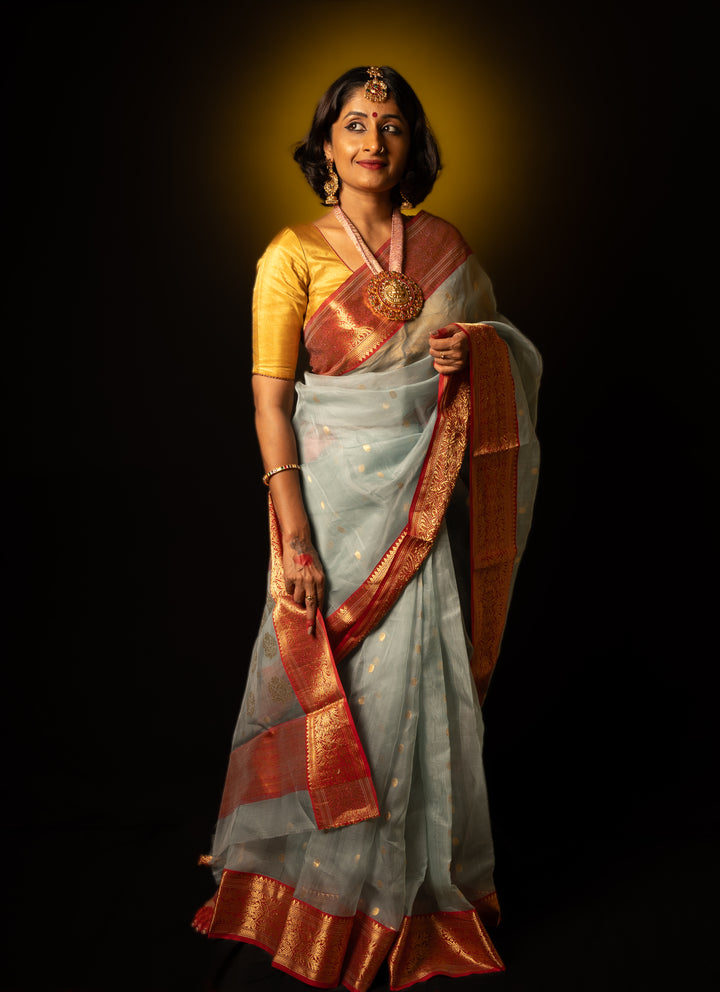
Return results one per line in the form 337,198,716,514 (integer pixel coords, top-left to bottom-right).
3,2,715,990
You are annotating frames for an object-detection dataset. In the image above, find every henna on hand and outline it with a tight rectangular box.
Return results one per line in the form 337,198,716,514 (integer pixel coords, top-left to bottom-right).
285,537,325,636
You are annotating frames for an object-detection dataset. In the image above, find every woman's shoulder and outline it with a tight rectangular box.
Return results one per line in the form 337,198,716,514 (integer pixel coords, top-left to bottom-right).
258,222,330,270
264,221,328,252
408,211,473,252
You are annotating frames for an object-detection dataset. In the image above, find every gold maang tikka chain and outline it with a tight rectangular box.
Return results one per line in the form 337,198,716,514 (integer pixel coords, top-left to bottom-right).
364,66,388,102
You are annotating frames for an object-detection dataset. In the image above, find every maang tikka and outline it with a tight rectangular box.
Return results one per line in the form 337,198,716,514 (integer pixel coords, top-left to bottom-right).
364,66,388,103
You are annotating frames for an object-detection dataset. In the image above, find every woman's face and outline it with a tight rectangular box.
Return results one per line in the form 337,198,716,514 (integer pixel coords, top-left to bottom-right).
324,86,411,199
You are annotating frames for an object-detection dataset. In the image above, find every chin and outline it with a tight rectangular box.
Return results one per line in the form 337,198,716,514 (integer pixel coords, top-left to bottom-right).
354,177,397,195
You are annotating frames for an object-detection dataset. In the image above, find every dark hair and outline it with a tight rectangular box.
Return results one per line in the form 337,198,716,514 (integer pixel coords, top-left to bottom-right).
293,66,442,208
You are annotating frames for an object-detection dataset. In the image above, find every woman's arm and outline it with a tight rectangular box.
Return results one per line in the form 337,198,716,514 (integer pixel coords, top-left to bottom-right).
253,374,325,635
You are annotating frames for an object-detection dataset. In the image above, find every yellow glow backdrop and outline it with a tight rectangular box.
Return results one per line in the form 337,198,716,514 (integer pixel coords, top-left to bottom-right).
207,1,544,262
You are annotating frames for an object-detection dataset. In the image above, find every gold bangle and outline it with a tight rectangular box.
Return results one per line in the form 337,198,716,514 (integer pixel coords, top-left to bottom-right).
262,463,302,486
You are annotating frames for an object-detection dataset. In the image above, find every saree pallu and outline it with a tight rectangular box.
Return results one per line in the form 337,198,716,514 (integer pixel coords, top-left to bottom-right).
200,222,541,991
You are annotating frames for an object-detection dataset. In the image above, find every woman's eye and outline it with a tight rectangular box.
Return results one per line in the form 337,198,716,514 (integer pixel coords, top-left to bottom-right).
346,121,365,131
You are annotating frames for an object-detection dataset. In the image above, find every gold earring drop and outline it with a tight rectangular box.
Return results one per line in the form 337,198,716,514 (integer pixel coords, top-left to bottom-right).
400,188,413,211
323,160,340,205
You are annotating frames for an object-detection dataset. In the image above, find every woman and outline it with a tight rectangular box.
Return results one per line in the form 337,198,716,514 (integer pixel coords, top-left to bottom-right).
193,66,541,991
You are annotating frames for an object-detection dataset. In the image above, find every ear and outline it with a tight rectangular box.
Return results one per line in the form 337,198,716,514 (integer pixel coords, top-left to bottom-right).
323,138,332,161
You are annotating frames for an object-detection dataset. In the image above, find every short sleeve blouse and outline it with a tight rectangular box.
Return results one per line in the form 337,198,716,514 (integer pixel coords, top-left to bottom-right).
252,225,355,380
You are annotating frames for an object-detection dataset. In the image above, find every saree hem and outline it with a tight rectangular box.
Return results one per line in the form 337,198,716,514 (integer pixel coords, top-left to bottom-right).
206,869,503,992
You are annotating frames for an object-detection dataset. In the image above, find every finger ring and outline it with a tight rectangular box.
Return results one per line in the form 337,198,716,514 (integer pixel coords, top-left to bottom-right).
306,595,316,603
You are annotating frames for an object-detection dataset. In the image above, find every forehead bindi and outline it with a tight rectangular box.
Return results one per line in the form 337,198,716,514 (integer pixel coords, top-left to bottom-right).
338,88,404,119
338,104,406,127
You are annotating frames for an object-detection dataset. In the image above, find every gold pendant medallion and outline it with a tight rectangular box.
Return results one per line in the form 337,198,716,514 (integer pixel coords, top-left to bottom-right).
366,270,424,322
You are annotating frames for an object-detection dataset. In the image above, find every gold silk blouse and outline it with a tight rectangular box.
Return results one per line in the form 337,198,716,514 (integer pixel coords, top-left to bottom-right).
252,224,353,380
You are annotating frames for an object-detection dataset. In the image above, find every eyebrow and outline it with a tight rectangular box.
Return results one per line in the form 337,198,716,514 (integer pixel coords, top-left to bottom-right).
342,110,404,121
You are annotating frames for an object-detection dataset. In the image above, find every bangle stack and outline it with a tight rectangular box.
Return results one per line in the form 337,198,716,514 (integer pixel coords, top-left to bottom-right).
262,463,302,486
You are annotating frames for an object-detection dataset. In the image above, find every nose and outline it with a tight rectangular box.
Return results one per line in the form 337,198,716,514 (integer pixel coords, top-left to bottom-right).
364,128,385,153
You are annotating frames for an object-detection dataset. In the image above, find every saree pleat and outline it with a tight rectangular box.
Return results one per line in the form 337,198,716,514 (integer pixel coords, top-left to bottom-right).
199,218,541,990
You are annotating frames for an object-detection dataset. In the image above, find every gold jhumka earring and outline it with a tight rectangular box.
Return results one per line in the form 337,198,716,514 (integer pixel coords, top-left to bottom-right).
323,159,339,205
400,188,413,211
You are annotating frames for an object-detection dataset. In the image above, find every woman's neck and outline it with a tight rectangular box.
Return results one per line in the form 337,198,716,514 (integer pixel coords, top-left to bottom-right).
337,190,394,247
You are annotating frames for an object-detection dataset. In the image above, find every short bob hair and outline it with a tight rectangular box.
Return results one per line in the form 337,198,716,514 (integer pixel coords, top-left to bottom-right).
293,66,441,208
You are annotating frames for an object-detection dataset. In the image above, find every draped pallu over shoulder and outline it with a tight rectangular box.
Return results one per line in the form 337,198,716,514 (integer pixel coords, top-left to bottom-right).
304,212,472,376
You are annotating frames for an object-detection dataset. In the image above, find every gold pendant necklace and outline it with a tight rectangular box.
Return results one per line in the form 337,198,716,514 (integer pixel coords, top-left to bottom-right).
333,206,424,322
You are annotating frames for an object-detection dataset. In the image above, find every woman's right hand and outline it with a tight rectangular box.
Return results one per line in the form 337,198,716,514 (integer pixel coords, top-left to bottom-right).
283,537,325,636
253,374,326,635
429,325,469,374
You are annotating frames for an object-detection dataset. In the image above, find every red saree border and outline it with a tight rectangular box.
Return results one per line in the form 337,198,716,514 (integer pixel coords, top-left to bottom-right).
455,323,520,703
304,213,472,376
218,716,306,816
326,372,471,662
217,693,377,829
216,503,379,831
389,908,504,989
207,869,503,992
267,502,379,829
325,323,520,696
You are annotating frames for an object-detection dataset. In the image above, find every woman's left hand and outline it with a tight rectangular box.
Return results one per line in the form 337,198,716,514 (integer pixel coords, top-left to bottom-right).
429,326,469,374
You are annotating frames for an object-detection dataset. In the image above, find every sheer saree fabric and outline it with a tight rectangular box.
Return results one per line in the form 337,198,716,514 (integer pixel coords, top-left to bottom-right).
200,214,541,991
